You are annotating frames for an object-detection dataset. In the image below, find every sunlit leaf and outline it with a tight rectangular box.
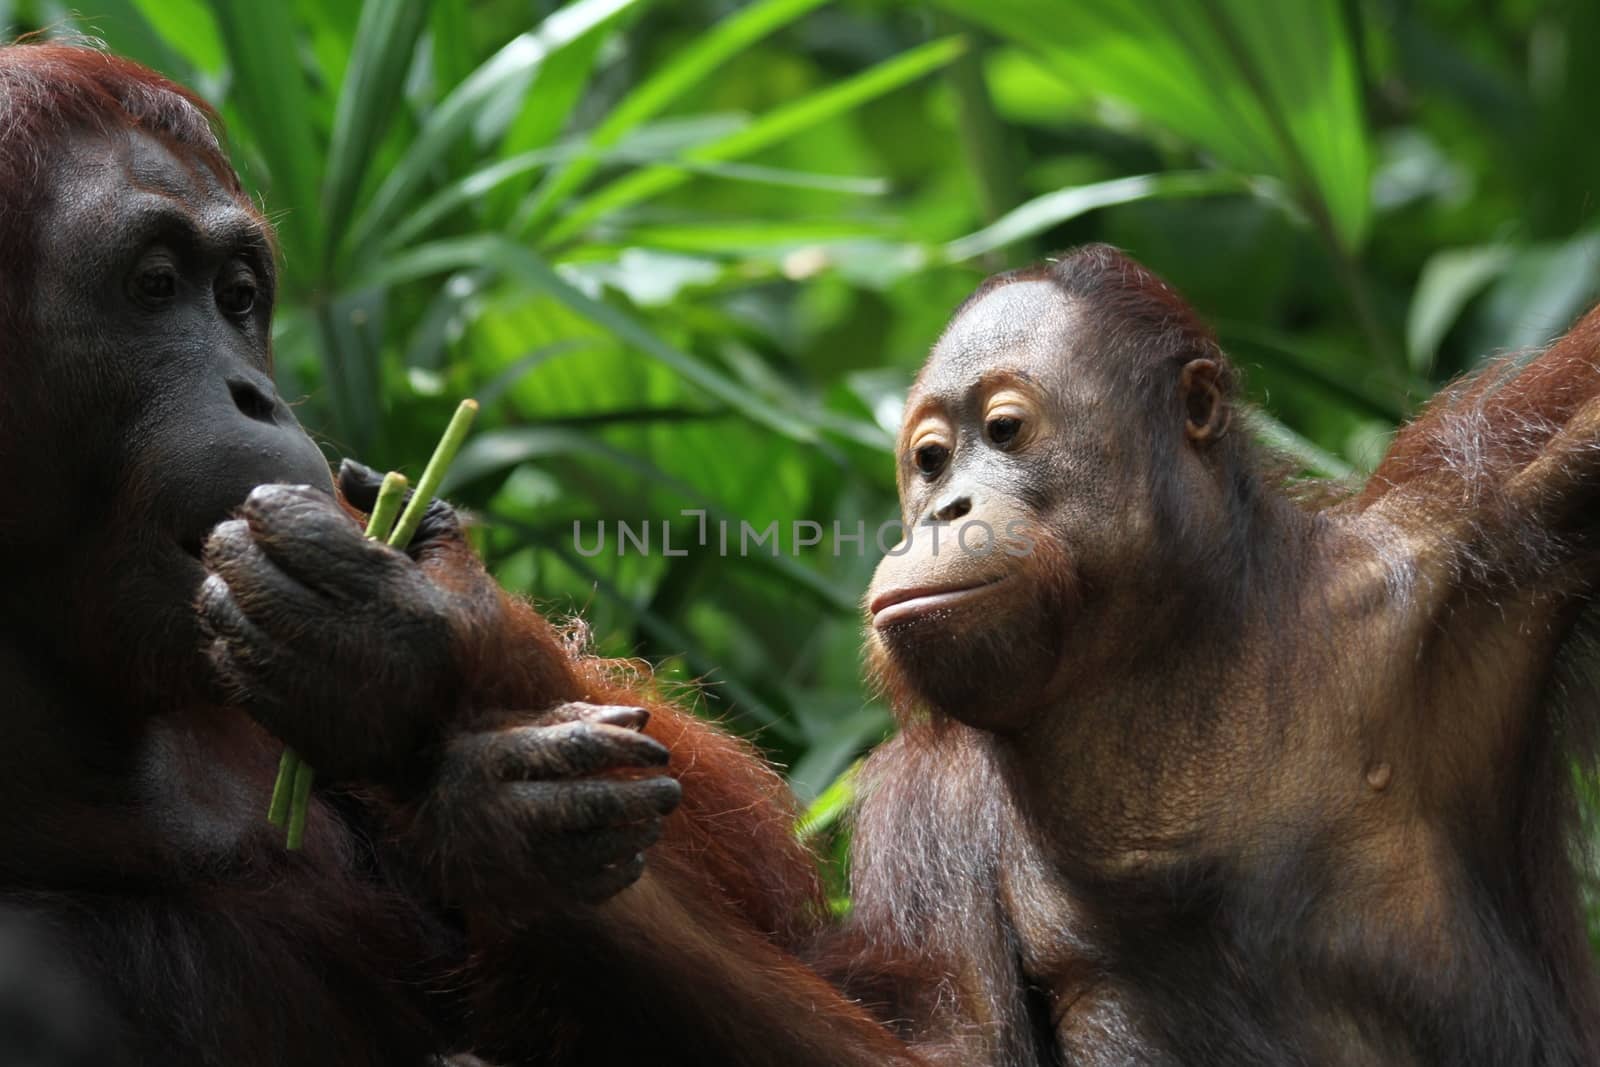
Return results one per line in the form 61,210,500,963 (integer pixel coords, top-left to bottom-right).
519,0,832,235
210,1,327,264
1244,409,1354,480
545,35,967,245
936,0,1370,251
322,0,430,247
344,0,645,262
355,234,819,442
1407,245,1513,375
796,760,861,839
944,171,1260,262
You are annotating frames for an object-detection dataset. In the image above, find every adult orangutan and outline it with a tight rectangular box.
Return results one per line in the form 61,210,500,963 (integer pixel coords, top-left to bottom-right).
0,43,914,1066
846,244,1600,1065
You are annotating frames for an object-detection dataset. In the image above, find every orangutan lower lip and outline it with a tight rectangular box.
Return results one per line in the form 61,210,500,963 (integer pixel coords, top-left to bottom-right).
870,576,1011,628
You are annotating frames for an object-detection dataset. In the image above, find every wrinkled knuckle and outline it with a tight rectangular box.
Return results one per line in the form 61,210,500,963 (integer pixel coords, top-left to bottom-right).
243,482,308,518
559,722,600,756
197,572,231,609
201,520,251,566
579,788,625,824
536,703,586,727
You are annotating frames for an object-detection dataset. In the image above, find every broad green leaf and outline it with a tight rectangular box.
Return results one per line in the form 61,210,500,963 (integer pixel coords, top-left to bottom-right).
1245,409,1354,480
545,35,967,246
944,171,1258,262
936,0,1371,251
87,0,200,87
796,760,861,839
1218,321,1413,423
353,235,818,442
452,428,854,612
1468,231,1600,357
297,0,362,90
376,116,769,254
519,0,833,235
130,0,223,77
344,0,644,262
665,161,887,196
392,154,887,257
210,1,326,265
428,0,474,95
1406,246,1513,376
618,219,893,253
322,0,431,250
481,15,616,224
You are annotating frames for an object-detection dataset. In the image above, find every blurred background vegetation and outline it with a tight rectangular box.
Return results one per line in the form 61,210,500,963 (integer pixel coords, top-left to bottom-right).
5,0,1598,924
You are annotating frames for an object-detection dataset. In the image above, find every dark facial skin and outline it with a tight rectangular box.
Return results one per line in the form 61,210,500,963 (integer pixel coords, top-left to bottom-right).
6,126,330,704
0,125,680,898
866,280,1229,732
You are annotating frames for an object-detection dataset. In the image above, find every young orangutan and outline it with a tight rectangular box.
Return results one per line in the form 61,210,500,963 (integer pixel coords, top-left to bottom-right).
846,244,1600,1066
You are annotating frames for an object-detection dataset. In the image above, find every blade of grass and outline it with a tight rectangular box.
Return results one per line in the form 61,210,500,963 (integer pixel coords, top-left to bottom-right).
353,234,819,443
285,757,316,849
449,426,855,613
344,0,646,264
544,35,968,246
518,0,833,236
210,1,326,265
267,749,297,828
1244,409,1355,480
796,760,861,840
322,0,431,255
528,529,802,743
943,171,1258,263
387,400,479,547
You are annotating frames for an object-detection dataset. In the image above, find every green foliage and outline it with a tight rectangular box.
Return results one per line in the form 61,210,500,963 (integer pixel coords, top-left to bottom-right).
7,0,1599,933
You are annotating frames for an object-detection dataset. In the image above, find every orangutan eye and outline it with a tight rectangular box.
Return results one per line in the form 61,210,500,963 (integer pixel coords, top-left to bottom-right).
140,270,176,300
913,443,949,477
986,416,1022,446
217,279,256,317
131,260,178,308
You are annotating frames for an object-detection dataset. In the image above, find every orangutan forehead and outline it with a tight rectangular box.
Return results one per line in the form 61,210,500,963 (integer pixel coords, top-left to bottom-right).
920,280,1080,390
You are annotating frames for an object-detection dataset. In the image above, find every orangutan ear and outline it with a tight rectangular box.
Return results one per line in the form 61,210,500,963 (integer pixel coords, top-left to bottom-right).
1179,359,1230,444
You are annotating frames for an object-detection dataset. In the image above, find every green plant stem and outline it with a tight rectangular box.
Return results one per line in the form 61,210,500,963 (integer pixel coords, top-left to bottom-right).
387,399,479,548
937,15,1020,270
1194,0,1400,373
366,470,411,543
275,401,476,849
276,469,412,849
285,758,315,850
268,748,298,828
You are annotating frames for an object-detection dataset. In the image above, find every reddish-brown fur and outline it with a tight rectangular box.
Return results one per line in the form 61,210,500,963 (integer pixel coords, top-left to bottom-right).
0,44,918,1066
838,245,1600,1065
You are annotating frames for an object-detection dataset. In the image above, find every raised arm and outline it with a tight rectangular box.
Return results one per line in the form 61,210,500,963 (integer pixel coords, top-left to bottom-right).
1355,305,1600,589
